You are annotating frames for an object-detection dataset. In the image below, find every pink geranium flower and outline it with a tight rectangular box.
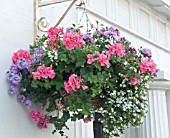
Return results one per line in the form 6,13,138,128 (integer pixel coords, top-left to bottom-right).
56,103,62,108
47,27,64,39
68,74,77,88
106,45,116,55
30,109,43,122
115,43,125,57
30,109,50,129
32,72,41,80
106,43,125,57
97,52,110,68
83,117,89,123
46,65,55,79
47,27,63,50
37,116,50,129
63,31,84,50
83,115,95,123
82,85,88,90
124,74,128,78
87,54,95,64
64,82,73,93
48,70,55,79
64,74,85,93
130,78,140,85
140,58,157,75
91,115,95,121
12,49,32,64
32,65,55,80
78,77,83,83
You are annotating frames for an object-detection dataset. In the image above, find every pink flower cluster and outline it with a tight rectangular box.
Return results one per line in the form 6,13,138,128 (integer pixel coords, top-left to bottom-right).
46,37,60,48
87,43,125,68
130,78,140,85
12,49,32,64
124,74,141,85
30,109,50,129
32,65,55,80
63,31,84,50
83,115,95,123
56,103,62,108
97,52,110,68
64,74,88,93
46,27,64,49
30,109,43,122
37,116,50,129
47,27,64,39
87,54,95,64
87,52,110,68
140,58,157,75
106,43,125,57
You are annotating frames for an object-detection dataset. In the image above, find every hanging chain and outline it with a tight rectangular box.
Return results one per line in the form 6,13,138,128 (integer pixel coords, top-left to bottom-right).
77,0,92,32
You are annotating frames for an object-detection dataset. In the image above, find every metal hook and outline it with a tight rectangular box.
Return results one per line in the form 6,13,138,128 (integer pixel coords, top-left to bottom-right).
76,0,85,6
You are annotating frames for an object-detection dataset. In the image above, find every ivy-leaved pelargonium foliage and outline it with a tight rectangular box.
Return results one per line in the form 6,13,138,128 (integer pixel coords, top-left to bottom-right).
7,23,158,137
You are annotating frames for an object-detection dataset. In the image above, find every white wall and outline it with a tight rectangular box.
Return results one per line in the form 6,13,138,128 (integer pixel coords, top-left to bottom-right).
0,1,44,138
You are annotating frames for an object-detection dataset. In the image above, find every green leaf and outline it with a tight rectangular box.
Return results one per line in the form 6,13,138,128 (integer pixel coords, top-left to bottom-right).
50,116,58,123
31,80,39,88
59,54,67,61
44,79,52,89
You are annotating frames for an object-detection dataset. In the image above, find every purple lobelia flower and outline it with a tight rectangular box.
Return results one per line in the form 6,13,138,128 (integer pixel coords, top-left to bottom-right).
142,48,152,58
124,50,130,55
8,86,18,95
129,47,137,56
7,73,14,82
108,26,114,32
17,94,26,103
22,69,29,75
17,58,32,71
115,29,120,37
98,30,107,38
17,59,27,70
81,34,93,43
9,65,19,74
24,99,32,109
154,73,158,78
7,73,22,85
29,48,33,53
103,27,120,40
104,31,117,39
25,61,32,71
118,37,129,43
32,56,41,63
34,47,43,55
66,27,73,33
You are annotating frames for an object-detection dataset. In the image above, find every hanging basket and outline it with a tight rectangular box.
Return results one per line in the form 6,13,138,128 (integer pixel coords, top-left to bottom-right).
6,23,158,138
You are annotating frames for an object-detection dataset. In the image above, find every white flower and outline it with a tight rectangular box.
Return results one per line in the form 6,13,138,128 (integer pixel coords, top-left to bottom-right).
134,68,137,72
144,76,149,80
77,109,82,112
124,61,128,65
145,84,149,88
123,84,126,87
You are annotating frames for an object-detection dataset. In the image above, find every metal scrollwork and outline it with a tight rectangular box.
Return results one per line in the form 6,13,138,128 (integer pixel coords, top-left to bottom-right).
37,17,49,32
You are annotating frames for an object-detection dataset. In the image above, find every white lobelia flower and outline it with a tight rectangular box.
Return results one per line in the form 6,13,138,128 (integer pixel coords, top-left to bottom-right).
124,61,128,65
